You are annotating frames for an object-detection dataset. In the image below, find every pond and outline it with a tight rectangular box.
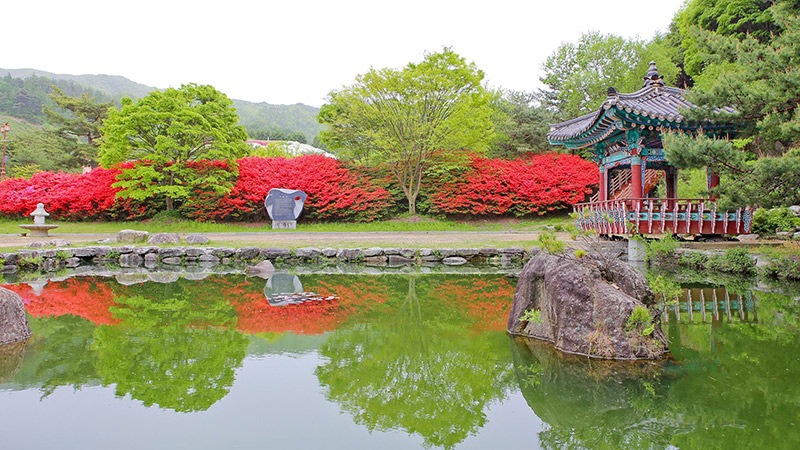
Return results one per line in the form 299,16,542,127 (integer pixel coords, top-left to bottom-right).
1,271,799,449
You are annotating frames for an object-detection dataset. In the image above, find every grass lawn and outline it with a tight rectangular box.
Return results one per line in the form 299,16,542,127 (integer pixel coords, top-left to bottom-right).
0,213,572,235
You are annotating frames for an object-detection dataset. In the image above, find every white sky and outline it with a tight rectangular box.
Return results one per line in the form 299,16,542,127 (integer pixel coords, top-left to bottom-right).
5,0,686,107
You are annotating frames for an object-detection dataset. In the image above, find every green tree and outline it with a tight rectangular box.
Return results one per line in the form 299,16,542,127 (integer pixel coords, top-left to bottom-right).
663,0,800,208
539,31,679,119
100,84,250,211
318,48,501,215
42,86,113,167
490,91,555,157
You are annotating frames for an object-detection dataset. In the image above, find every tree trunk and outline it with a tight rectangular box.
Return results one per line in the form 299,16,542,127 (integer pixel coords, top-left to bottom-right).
407,194,417,215
166,196,174,211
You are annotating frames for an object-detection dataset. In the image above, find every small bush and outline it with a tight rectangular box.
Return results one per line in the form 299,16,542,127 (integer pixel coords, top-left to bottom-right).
521,309,544,324
678,251,708,269
761,254,800,280
626,306,654,336
752,208,799,235
538,230,565,254
706,248,757,275
644,234,680,264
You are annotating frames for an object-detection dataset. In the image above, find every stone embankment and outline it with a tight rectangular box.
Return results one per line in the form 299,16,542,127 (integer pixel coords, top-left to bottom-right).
0,244,533,275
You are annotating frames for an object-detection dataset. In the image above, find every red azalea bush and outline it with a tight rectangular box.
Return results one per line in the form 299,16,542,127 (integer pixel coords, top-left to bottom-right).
0,153,596,222
181,155,394,222
0,167,159,221
428,153,597,216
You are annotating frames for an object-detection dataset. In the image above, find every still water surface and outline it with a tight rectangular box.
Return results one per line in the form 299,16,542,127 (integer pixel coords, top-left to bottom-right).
1,273,798,449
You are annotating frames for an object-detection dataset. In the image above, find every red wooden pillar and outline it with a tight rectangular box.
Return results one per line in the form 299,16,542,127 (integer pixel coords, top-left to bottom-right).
598,165,606,202
665,167,678,208
707,168,720,200
631,156,643,205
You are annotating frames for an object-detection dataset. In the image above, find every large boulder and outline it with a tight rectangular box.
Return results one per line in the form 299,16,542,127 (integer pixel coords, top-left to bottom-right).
508,252,667,360
118,229,149,243
0,287,32,345
147,233,181,245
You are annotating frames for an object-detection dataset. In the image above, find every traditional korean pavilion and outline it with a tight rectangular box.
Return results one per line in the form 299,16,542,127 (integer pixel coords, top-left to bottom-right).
547,61,753,236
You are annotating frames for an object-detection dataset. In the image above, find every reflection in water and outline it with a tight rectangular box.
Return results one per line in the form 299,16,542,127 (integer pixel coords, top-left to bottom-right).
512,286,800,450
1,274,799,449
315,276,517,449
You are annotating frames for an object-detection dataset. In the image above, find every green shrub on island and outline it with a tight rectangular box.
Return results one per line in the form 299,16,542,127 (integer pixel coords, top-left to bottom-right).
625,306,655,337
706,248,757,275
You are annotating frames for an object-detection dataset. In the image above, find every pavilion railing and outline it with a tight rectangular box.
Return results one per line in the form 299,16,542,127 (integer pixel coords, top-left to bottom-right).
573,198,754,235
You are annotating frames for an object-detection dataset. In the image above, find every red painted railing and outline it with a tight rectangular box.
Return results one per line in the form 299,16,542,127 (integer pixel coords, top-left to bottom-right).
573,198,753,235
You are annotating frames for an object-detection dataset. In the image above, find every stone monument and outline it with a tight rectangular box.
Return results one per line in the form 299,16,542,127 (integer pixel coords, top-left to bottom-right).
264,189,307,229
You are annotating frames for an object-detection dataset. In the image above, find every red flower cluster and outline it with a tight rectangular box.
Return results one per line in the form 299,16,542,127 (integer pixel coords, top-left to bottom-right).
0,165,158,221
0,153,597,222
429,154,597,216
181,155,393,222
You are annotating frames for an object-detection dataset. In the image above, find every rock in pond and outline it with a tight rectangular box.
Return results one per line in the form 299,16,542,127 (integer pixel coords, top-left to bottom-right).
507,252,667,360
0,287,32,345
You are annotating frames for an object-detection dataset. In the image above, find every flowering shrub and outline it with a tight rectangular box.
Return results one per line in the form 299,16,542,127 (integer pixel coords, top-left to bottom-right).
181,155,393,222
428,154,597,216
0,166,159,221
0,153,596,221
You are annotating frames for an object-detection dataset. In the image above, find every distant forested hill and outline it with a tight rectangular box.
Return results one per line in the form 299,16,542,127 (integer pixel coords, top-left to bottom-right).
0,68,323,141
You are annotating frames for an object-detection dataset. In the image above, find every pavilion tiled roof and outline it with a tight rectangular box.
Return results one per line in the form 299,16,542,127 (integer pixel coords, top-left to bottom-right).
547,62,737,143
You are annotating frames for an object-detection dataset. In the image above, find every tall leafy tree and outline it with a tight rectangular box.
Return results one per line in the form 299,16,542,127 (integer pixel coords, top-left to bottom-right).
42,86,113,167
100,84,250,211
664,0,800,208
539,32,679,119
318,48,501,215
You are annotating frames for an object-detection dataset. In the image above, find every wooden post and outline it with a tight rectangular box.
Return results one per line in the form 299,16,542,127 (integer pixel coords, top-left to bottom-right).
665,166,678,209
598,165,607,202
631,156,643,205
707,168,720,200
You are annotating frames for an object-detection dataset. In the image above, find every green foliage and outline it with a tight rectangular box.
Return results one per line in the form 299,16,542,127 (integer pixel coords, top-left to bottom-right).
18,256,43,270
573,249,587,259
662,1,800,209
649,274,683,299
234,100,322,146
760,246,800,280
752,208,799,235
0,114,81,174
642,234,680,264
521,309,544,324
626,306,654,336
706,247,757,275
490,91,555,157
538,230,565,254
248,141,295,158
318,48,502,214
42,85,112,166
539,31,679,119
100,84,250,211
678,250,709,269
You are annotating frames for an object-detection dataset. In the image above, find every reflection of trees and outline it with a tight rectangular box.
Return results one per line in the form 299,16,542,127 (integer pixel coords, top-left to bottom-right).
15,315,100,395
512,286,800,450
316,275,517,449
93,293,248,412
511,337,677,450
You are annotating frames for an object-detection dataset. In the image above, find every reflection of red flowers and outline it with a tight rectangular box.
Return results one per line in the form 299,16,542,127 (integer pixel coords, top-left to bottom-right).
2,278,121,325
430,278,515,333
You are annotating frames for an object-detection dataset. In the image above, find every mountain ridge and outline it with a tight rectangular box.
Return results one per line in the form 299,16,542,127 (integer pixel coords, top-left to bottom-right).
0,68,324,141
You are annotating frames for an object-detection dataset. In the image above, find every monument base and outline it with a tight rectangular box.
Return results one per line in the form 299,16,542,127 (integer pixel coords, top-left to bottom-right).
272,220,297,230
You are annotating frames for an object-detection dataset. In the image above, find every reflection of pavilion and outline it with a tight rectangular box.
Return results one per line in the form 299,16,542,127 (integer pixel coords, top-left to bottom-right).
660,287,757,324
548,61,753,236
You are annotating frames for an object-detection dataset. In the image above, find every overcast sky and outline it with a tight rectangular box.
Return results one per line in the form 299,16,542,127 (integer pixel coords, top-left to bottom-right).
5,0,686,107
